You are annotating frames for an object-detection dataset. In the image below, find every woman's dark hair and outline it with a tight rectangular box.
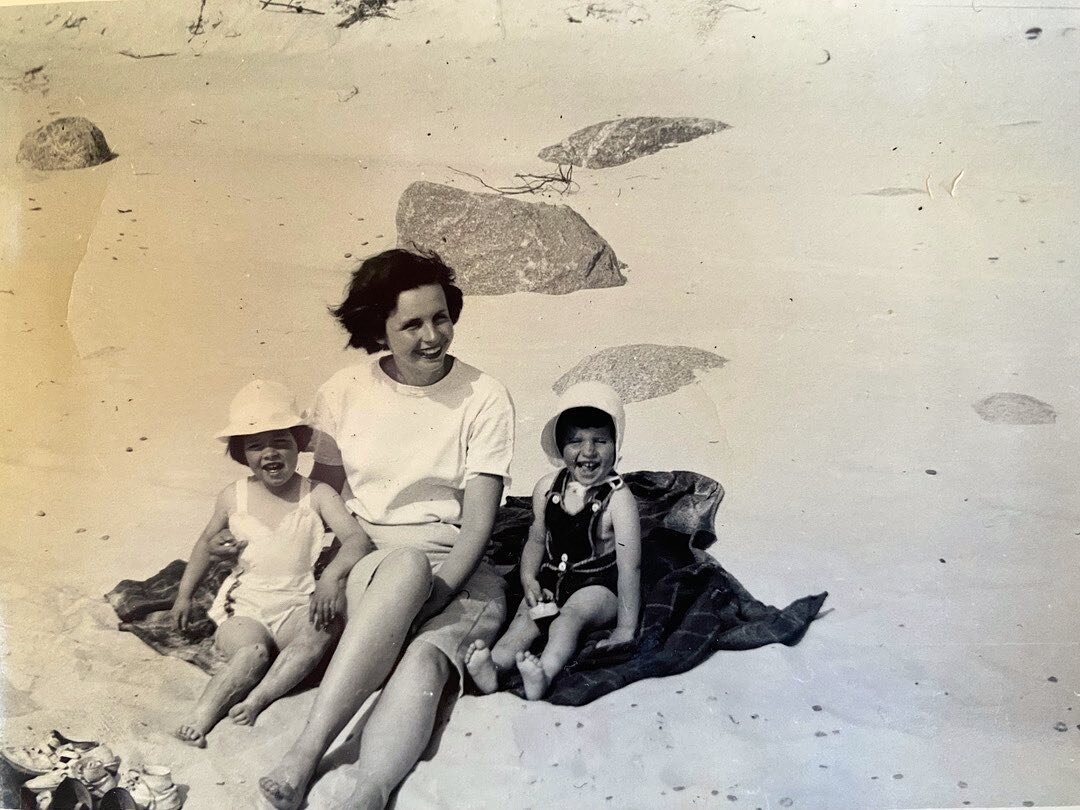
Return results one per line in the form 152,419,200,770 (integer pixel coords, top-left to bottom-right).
555,407,616,452
330,249,464,353
226,426,313,466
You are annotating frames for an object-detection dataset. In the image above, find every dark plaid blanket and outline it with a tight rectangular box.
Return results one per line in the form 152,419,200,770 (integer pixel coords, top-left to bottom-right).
106,471,826,704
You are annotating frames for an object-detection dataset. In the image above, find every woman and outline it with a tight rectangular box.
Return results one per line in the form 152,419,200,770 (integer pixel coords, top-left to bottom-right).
259,249,514,810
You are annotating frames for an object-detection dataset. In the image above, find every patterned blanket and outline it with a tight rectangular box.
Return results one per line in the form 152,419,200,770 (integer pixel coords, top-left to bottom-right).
106,471,827,703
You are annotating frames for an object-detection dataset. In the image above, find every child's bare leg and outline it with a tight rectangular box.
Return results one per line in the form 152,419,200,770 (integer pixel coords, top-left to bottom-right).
259,549,432,810
466,600,539,694
229,608,336,725
176,617,273,746
518,586,617,701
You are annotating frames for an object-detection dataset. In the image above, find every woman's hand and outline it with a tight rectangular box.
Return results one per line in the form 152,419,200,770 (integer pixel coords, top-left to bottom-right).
170,597,193,631
310,578,342,631
596,626,636,649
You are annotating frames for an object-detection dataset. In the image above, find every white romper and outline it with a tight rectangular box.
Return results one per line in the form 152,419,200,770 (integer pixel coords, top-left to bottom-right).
208,478,327,638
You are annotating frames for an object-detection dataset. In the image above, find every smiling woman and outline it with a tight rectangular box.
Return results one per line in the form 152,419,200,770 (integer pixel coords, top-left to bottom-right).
260,249,515,810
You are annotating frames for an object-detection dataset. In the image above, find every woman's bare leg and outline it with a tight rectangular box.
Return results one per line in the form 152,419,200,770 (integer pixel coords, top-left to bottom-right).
229,608,337,726
259,549,432,810
343,642,452,810
175,617,273,747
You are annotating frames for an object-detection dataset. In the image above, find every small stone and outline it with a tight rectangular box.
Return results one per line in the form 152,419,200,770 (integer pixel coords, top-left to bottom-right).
814,731,828,738
344,252,352,258
673,786,685,792
100,535,109,541
36,510,45,516
812,705,822,711
893,774,904,780
926,469,937,475
727,795,738,802
958,781,968,788
779,799,793,808
1048,676,1058,682
126,447,133,452
1022,802,1034,807
1054,722,1068,732
17,117,114,171
75,528,86,534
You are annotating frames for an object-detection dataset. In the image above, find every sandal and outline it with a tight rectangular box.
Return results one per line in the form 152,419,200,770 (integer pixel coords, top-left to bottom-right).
19,776,94,810
22,745,118,796
121,766,182,810
1,731,101,777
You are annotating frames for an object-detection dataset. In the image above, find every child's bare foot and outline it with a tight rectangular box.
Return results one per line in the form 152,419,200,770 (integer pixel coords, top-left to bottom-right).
464,640,499,694
228,694,269,726
259,746,319,810
174,722,208,749
516,651,550,701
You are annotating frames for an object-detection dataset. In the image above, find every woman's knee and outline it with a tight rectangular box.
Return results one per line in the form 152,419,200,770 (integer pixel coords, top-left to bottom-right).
396,642,452,684
379,547,433,588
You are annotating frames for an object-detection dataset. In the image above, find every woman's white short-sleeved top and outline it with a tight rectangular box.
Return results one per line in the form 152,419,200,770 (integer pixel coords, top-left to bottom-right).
311,355,515,529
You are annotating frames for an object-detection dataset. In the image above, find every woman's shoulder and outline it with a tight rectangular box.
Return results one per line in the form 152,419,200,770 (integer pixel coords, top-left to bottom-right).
452,359,513,405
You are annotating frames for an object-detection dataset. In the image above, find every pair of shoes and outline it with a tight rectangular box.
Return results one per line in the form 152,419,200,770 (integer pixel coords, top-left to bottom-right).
22,746,119,798
2,731,101,777
120,767,182,810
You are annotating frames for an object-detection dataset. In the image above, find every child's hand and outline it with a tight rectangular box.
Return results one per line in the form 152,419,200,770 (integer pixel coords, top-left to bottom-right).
596,627,636,649
170,597,193,631
207,529,243,559
521,576,545,607
309,578,341,631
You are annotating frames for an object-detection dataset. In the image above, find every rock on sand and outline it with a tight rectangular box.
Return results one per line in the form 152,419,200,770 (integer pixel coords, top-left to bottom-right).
554,343,726,403
972,393,1057,425
17,117,113,171
538,116,729,169
396,180,625,295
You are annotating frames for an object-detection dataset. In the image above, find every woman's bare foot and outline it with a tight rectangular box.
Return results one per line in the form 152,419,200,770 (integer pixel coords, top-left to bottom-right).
516,651,550,701
228,694,269,726
464,640,499,694
174,722,208,749
259,747,320,810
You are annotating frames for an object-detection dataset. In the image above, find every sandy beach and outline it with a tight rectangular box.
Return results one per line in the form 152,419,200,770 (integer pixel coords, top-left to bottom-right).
2,0,1079,807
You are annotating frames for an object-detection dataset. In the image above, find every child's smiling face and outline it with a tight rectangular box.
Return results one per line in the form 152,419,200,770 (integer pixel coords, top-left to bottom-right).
560,425,616,487
242,429,299,490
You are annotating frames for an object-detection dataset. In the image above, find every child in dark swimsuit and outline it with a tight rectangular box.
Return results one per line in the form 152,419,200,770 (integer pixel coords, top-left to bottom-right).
465,382,641,700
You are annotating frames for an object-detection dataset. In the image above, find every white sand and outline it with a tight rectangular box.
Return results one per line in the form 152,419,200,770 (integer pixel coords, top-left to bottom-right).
2,0,1079,807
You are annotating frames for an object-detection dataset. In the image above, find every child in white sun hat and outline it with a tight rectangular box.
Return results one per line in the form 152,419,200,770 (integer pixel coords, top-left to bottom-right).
169,379,372,747
465,381,642,700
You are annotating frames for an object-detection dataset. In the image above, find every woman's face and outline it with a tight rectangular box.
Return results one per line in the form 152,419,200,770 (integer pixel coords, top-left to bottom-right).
383,284,455,386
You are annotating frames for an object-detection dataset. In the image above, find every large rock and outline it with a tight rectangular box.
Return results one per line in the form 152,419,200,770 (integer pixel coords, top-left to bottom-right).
554,344,727,403
17,117,113,171
396,181,626,295
972,393,1056,425
538,116,728,169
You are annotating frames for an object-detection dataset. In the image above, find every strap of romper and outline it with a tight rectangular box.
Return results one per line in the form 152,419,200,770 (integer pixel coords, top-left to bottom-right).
235,478,249,514
298,477,312,509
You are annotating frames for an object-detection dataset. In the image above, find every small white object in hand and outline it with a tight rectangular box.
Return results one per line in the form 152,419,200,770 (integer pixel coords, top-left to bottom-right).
529,601,559,620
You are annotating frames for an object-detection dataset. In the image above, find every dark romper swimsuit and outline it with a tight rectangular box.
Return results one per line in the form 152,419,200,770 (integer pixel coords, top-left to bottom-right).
537,468,622,606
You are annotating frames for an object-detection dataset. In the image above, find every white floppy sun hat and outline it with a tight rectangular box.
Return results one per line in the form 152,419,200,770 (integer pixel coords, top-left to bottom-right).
540,381,626,465
215,379,309,441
